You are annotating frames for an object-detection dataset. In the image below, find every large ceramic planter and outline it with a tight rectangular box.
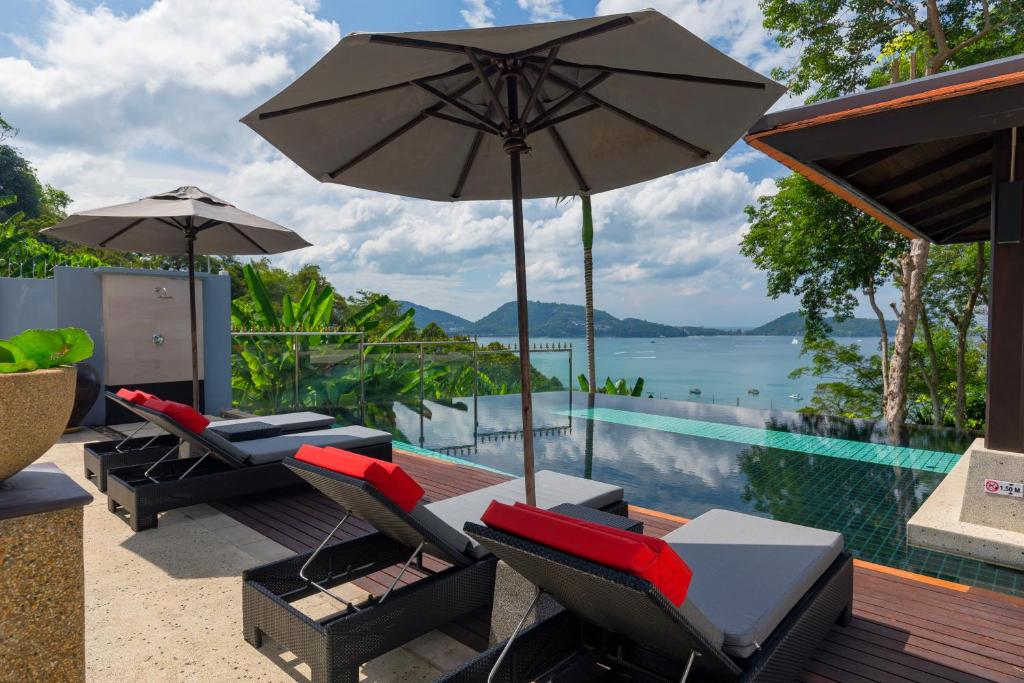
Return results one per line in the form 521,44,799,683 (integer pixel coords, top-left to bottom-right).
0,366,76,482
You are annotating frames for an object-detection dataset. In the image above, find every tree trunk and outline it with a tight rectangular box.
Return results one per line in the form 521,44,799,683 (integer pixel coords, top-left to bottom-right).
952,242,985,431
865,281,889,407
581,195,596,396
918,308,944,426
885,238,930,441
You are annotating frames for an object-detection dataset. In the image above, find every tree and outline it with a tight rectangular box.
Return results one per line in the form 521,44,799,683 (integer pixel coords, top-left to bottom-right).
921,242,988,430
0,144,42,220
758,0,1023,437
420,322,448,340
791,339,886,418
557,194,598,396
741,174,905,409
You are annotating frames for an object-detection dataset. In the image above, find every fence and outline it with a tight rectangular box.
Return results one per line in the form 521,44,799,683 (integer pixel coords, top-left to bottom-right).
230,331,572,447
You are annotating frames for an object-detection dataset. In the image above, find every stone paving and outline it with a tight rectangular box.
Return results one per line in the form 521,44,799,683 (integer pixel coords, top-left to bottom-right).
38,429,477,682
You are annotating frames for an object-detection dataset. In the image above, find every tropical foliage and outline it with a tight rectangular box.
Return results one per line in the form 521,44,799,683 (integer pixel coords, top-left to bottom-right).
0,326,93,373
577,374,646,397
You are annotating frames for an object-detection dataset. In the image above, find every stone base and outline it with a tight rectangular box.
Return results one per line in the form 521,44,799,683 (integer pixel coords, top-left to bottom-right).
960,438,1024,532
0,506,86,681
908,441,1024,571
489,560,563,646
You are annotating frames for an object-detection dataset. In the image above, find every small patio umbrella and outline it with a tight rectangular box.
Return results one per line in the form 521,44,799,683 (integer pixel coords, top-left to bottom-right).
41,186,311,409
241,10,783,503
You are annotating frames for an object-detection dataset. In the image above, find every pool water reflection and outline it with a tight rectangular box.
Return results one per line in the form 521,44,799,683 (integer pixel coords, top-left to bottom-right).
389,391,1023,597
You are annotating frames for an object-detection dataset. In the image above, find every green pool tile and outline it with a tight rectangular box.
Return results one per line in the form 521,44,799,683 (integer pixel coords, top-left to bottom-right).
558,407,961,475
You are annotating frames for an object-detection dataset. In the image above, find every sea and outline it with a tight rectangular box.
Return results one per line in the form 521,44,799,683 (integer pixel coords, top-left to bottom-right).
478,335,881,412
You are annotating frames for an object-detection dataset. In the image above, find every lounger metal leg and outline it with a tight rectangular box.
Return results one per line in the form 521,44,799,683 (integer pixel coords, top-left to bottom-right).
298,513,371,611
378,541,424,604
679,649,699,683
142,439,183,480
114,422,147,452
487,589,544,683
178,451,210,479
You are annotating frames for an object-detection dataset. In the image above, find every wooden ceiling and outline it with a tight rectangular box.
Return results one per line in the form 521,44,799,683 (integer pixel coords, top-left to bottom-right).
746,55,1024,244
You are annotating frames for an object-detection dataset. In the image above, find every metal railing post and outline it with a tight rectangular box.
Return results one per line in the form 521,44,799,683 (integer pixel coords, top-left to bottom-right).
359,333,366,426
473,336,479,435
293,333,301,408
419,342,425,447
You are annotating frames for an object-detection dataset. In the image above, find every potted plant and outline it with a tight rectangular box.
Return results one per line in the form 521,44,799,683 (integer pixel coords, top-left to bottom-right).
0,327,93,481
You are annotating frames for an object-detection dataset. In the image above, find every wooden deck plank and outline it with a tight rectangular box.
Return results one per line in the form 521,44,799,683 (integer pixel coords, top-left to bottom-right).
211,449,1024,682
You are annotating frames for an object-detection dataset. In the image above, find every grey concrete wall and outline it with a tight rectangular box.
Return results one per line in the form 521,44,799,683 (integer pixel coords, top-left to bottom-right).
6,267,233,424
0,277,58,337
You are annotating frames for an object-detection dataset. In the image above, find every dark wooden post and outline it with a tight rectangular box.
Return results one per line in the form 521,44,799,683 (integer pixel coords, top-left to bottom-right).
985,127,1024,452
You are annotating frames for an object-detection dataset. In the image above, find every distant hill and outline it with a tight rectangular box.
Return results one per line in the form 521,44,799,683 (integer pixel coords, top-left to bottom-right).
748,312,896,337
463,301,737,337
397,301,471,334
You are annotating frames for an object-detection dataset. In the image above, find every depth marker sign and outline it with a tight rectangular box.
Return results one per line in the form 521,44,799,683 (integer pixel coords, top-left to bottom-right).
984,479,1024,497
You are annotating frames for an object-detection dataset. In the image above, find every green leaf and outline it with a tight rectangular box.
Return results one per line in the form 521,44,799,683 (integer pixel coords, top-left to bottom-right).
243,264,279,330
281,294,296,329
0,359,38,373
0,340,26,364
577,373,590,391
56,327,93,364
630,377,645,397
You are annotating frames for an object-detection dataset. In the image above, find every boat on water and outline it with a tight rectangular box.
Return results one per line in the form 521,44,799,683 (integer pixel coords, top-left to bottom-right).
747,388,760,395
689,388,702,395
791,338,799,345
789,393,803,400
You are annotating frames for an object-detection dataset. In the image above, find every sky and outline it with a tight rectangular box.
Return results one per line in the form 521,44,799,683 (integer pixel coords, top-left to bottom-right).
0,0,899,327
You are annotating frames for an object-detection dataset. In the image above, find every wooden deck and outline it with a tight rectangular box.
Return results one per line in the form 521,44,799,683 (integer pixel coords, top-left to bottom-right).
214,449,1024,682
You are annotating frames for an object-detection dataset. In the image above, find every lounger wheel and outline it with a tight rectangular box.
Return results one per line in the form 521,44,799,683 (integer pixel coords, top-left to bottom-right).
837,604,853,626
107,498,119,513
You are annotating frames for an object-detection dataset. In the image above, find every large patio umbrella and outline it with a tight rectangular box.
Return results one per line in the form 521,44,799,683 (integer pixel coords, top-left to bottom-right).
41,186,311,409
241,10,783,503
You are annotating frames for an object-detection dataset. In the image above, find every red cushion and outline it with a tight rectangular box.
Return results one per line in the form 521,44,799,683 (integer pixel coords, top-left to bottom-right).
116,388,158,404
140,397,210,433
295,445,424,512
481,501,692,606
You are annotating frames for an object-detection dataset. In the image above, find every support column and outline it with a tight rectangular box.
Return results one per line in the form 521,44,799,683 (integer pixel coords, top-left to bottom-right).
986,127,1024,452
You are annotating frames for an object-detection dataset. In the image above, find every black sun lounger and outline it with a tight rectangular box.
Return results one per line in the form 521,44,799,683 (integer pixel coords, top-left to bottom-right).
444,508,853,683
242,453,625,683
103,400,392,531
84,391,339,492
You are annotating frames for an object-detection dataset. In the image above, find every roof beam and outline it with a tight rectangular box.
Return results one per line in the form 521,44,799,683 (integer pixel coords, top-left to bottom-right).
873,138,992,199
932,207,991,243
888,165,991,213
904,188,990,224
829,145,910,179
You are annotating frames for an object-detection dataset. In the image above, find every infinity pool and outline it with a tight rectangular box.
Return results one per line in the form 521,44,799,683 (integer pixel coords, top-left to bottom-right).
391,391,1024,597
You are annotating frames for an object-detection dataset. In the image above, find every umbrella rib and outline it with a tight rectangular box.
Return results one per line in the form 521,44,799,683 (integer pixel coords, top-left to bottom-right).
520,73,589,193
413,80,502,133
451,99,497,198
521,48,558,117
328,70,492,179
537,66,711,159
523,56,768,90
465,49,511,129
226,223,269,254
528,103,600,134
526,71,611,131
98,217,147,248
424,110,500,135
370,34,503,58
509,15,635,58
256,63,477,120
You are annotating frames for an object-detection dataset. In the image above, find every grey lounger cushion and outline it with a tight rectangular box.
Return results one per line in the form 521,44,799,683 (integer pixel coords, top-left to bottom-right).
420,470,624,558
205,425,391,466
662,509,843,658
208,411,334,433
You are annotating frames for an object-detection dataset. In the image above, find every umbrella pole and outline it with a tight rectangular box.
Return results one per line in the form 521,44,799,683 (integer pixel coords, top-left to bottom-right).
186,231,200,411
506,77,537,507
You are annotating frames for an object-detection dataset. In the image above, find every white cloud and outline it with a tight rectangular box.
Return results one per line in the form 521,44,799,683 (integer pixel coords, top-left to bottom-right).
0,0,339,161
461,0,495,27
517,0,571,22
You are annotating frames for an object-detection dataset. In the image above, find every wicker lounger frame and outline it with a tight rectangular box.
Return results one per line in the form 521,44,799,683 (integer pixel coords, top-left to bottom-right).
438,523,853,682
84,433,182,493
101,400,391,531
242,462,629,683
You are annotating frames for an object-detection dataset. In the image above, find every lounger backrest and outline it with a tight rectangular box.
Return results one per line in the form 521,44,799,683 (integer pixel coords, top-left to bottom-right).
106,392,249,468
283,458,475,566
464,523,742,680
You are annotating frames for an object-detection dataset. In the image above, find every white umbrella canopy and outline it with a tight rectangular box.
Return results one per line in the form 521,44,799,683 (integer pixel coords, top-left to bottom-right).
41,186,311,409
241,10,784,504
